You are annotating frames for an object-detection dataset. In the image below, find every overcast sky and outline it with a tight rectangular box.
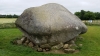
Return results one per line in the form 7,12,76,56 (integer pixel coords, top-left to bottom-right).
0,0,100,15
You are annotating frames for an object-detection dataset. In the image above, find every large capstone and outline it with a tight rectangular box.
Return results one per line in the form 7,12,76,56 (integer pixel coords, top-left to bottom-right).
15,3,87,46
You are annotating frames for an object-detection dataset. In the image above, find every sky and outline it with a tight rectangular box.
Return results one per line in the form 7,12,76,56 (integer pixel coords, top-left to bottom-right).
0,0,100,15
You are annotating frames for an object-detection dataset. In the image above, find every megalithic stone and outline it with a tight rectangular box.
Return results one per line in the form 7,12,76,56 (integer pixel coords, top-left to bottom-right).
15,3,87,45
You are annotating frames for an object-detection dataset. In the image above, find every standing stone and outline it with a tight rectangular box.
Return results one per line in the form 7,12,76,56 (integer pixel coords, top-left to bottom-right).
15,3,87,47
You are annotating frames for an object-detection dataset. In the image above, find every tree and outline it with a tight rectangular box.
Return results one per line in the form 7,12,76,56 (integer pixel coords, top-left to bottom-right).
6,14,13,18
74,10,99,20
74,10,86,20
13,14,19,18
0,14,19,18
80,10,85,20
94,12,100,20
74,12,81,18
84,11,95,20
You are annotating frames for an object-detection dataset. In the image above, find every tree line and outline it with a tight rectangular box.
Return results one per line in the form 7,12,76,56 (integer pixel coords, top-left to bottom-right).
0,14,19,18
0,10,100,20
74,10,100,20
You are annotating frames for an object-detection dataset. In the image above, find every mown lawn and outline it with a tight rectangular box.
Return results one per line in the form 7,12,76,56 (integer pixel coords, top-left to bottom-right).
0,26,100,56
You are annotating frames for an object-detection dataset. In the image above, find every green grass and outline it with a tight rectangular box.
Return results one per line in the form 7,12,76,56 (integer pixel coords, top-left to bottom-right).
0,23,16,29
0,18,16,24
0,26,100,56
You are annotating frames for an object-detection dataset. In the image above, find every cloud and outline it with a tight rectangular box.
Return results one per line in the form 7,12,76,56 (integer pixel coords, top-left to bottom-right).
0,0,100,15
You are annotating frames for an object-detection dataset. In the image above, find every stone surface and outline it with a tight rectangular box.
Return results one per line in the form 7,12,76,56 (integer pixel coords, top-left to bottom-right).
51,42,63,49
20,37,25,41
17,40,22,45
15,3,87,47
63,44,69,49
45,50,66,54
64,49,75,53
13,36,82,53
43,49,46,52
37,48,43,52
28,42,34,47
79,44,83,47
40,44,51,49
23,43,27,45
45,48,50,51
25,39,30,44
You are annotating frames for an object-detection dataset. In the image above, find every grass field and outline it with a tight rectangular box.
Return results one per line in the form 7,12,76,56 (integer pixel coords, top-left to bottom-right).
0,18,16,24
0,26,100,56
